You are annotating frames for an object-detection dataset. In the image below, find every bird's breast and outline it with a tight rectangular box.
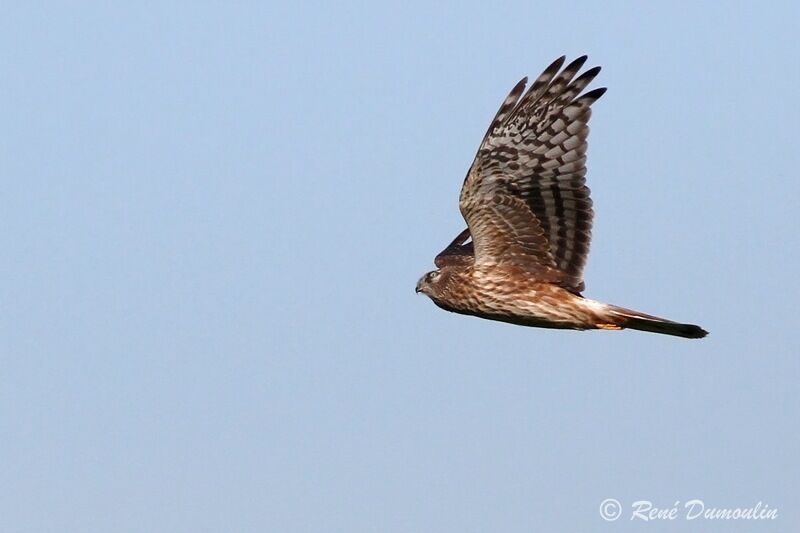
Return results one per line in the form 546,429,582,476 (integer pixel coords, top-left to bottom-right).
432,266,594,328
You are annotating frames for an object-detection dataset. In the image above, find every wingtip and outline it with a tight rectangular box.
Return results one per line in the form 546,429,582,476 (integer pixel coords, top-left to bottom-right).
566,55,589,71
582,65,602,78
549,55,567,71
584,87,607,101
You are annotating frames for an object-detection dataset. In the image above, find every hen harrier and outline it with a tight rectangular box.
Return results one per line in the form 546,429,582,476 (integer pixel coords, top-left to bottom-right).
415,56,707,339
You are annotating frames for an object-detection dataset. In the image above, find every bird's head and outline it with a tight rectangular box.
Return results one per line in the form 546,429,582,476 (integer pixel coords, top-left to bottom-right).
415,269,446,298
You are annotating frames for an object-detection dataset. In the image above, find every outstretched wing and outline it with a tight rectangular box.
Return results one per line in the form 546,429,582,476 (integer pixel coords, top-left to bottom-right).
459,56,605,292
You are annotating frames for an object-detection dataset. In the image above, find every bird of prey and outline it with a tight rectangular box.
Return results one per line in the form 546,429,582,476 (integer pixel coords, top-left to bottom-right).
415,56,707,339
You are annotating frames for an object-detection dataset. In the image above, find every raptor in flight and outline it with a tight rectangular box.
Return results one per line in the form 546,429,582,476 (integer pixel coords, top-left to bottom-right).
415,56,707,339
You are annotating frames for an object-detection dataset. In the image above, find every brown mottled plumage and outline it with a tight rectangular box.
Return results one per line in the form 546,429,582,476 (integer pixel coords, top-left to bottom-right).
416,56,707,339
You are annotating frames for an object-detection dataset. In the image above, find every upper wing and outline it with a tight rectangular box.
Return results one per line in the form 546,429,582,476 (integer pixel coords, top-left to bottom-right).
459,55,605,292
434,228,474,268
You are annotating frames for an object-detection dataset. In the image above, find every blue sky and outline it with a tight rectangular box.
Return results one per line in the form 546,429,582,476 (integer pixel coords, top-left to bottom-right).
1,2,798,532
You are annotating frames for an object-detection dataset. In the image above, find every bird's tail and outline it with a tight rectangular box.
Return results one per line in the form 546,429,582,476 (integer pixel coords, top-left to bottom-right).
601,304,708,339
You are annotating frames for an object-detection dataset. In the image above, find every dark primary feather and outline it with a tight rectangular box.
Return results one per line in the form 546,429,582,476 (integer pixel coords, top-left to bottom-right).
457,56,605,293
477,77,528,150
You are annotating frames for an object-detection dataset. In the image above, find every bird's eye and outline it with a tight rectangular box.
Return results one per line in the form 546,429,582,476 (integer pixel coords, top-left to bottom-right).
427,271,440,282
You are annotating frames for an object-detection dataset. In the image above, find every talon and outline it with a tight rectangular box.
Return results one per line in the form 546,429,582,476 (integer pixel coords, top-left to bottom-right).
596,323,622,330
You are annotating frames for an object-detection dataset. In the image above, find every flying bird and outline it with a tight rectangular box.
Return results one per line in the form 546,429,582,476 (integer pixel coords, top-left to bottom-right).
415,56,707,339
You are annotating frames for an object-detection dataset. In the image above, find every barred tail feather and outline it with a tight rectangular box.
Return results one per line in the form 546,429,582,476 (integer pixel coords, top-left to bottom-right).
605,305,708,339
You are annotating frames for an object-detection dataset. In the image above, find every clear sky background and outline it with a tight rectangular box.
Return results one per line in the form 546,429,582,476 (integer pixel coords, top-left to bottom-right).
1,2,798,532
